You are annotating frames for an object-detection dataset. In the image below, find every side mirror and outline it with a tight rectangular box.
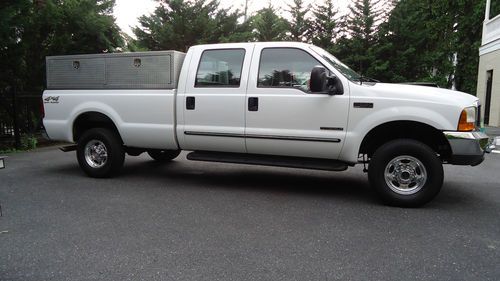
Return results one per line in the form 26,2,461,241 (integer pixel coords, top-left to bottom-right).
310,66,344,95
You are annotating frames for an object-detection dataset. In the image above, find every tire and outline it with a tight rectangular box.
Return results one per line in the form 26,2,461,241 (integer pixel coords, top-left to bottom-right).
147,149,180,162
368,139,443,207
77,128,125,178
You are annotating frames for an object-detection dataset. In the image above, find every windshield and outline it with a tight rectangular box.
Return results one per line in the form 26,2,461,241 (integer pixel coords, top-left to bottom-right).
310,46,362,82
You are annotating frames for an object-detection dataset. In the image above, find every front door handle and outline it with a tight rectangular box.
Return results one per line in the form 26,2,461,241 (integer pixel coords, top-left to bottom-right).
248,97,258,111
186,96,195,110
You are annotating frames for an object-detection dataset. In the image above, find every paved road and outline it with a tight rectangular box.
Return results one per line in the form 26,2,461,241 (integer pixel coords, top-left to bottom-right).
1,148,499,281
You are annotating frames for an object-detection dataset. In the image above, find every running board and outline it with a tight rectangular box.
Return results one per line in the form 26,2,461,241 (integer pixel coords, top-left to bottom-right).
186,151,348,171
59,145,77,152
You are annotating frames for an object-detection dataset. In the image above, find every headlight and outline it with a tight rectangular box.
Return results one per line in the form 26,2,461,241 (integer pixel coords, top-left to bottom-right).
458,106,476,131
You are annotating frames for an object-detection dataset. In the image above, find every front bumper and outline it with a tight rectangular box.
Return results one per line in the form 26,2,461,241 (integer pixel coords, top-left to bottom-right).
444,131,491,166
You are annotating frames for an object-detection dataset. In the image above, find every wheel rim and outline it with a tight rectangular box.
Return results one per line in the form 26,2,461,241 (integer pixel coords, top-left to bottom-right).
84,140,108,168
384,155,427,195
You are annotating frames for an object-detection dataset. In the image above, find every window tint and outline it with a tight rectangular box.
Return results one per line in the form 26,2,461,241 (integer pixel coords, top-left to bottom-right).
195,49,245,87
258,48,325,91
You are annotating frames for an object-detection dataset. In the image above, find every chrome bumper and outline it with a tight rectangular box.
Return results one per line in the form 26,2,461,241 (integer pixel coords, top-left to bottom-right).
443,131,491,166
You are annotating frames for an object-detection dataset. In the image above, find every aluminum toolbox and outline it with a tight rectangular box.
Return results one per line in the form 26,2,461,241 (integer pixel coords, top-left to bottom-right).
46,51,186,89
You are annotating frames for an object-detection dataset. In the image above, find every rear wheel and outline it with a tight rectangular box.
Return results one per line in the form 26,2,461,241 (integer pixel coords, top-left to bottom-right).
147,149,180,162
368,139,443,207
77,128,125,178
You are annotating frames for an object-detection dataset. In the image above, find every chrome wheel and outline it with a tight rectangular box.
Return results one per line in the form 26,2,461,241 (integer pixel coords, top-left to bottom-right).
384,155,427,195
84,140,108,168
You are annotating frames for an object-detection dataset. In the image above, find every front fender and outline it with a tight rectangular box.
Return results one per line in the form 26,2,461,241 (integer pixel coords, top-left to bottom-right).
339,106,458,163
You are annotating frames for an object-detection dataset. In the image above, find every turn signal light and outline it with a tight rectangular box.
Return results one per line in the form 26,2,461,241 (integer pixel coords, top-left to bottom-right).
458,107,476,131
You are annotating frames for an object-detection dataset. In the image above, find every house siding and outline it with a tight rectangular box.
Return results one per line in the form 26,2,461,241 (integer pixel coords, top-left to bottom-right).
477,48,500,126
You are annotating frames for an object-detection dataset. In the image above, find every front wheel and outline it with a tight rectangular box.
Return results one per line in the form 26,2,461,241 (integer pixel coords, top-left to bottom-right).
368,139,444,207
77,128,125,178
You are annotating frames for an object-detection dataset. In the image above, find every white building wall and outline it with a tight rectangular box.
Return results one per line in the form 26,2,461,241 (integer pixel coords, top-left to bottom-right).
477,50,500,126
478,0,500,126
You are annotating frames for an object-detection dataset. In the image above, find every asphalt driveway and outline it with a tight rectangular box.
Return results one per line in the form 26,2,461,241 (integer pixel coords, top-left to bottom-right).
0,147,499,281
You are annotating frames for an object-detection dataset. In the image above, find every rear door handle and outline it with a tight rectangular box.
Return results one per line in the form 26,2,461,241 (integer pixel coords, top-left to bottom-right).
186,96,195,110
248,97,258,111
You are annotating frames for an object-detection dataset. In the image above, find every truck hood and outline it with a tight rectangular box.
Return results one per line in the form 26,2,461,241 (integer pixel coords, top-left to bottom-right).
367,83,479,107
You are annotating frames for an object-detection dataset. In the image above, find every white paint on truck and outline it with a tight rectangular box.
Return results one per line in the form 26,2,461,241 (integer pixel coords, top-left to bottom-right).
42,41,491,207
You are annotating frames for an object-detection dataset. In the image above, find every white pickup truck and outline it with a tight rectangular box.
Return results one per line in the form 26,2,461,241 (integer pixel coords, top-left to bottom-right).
42,42,491,207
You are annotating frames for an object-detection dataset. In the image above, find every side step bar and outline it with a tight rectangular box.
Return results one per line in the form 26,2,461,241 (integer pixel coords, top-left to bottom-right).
186,151,348,171
59,145,77,152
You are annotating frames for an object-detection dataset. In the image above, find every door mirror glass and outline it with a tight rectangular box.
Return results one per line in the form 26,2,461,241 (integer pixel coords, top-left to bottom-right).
310,66,344,95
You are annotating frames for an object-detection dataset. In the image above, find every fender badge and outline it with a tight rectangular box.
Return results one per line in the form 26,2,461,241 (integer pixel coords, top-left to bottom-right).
44,96,60,104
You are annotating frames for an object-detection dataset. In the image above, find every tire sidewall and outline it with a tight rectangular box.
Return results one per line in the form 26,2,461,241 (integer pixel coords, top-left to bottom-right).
369,139,444,207
77,128,124,178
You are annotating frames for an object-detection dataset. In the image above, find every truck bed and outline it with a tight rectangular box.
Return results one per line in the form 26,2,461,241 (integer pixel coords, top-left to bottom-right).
43,89,179,150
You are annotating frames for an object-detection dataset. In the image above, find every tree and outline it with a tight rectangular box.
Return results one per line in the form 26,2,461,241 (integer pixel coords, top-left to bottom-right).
371,0,485,92
309,0,339,50
0,0,123,92
250,4,288,41
334,0,384,76
0,0,123,150
0,0,30,91
369,0,434,82
286,0,310,42
454,0,486,94
133,0,252,52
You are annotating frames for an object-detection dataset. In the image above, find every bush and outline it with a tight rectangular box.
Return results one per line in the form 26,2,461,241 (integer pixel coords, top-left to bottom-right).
21,134,37,150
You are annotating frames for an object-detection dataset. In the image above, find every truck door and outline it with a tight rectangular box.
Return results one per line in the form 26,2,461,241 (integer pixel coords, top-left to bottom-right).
245,46,349,159
177,45,253,153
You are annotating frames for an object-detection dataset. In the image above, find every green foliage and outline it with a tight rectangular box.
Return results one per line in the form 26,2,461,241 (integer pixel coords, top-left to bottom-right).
286,0,310,42
0,0,487,121
133,0,252,52
0,0,124,93
249,4,288,41
454,0,486,94
21,134,37,150
370,0,485,93
333,0,383,76
310,0,339,50
0,0,123,150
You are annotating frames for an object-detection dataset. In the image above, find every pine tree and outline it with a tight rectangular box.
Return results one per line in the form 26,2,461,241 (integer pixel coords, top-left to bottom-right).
310,0,339,50
454,0,486,94
286,0,310,42
333,0,384,76
0,0,123,92
250,4,288,41
371,0,485,91
134,0,252,51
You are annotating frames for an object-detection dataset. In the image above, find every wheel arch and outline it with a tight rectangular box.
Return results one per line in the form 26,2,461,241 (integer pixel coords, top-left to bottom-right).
359,120,451,160
72,111,123,143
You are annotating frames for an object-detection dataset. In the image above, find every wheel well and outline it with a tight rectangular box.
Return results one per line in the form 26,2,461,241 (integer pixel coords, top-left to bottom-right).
359,121,451,159
73,112,122,143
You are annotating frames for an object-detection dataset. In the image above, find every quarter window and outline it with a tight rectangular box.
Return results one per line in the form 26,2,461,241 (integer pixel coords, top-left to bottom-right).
258,48,326,92
195,49,245,87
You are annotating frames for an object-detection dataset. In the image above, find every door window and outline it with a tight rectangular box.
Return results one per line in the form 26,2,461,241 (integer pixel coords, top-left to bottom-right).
258,48,326,92
195,49,245,87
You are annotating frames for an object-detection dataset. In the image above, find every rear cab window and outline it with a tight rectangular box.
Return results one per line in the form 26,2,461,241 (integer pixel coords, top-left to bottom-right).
195,49,245,88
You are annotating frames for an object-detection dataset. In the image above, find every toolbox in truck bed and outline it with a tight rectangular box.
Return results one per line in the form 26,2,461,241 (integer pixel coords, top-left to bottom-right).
46,51,185,90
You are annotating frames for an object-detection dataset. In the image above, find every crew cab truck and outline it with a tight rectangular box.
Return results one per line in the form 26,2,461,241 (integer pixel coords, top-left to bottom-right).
42,42,491,207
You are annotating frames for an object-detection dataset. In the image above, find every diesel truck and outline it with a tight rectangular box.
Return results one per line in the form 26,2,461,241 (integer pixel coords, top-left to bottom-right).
42,42,491,207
